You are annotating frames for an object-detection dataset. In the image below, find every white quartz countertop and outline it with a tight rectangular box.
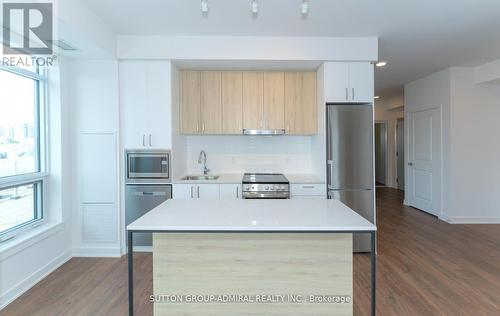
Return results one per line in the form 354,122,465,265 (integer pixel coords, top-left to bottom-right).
127,199,376,232
172,173,325,184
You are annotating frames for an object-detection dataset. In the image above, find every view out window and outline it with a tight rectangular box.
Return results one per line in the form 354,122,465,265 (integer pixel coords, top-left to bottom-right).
0,66,46,238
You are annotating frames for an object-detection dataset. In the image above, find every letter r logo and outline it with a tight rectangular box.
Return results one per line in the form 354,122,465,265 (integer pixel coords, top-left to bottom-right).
3,3,53,55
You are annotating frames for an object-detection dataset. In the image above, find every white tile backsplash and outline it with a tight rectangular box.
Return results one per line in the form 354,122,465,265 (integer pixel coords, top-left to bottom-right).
186,135,313,174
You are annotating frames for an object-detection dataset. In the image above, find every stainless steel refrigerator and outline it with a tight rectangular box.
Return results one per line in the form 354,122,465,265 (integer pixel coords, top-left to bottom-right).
326,103,375,252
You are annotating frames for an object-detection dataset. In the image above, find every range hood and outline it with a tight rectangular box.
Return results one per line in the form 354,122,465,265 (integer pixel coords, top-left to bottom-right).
243,129,286,135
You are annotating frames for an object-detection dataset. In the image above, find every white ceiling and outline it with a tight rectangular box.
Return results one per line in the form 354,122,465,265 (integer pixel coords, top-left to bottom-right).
84,0,500,98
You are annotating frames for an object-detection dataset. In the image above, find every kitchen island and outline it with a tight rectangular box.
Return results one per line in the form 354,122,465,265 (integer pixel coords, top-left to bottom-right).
127,199,376,316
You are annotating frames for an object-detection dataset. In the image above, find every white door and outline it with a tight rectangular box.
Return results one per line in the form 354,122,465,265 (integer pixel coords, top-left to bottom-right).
196,184,220,199
407,108,441,216
348,62,374,103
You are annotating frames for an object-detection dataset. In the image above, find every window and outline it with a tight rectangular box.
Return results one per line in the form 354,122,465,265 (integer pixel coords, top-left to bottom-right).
0,65,46,239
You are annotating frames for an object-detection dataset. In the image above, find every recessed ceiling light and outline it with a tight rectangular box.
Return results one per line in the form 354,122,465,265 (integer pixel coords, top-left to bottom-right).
375,61,387,67
201,0,208,13
301,1,309,15
251,0,259,14
373,96,380,99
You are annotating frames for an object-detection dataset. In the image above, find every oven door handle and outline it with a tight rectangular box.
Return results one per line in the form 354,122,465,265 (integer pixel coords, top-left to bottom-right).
242,192,290,199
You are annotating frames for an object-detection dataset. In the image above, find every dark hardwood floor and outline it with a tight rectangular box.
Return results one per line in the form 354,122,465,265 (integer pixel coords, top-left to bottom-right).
3,188,500,315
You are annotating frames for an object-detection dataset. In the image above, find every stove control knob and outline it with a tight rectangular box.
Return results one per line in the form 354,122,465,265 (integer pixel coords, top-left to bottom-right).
265,186,269,190
270,186,274,191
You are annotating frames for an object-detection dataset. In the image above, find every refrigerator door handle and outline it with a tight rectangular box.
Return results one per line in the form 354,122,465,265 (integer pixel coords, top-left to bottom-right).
327,160,334,188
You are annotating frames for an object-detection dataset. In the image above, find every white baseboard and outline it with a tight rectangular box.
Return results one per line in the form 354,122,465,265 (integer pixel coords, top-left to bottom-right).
0,249,72,310
72,246,121,258
133,246,152,252
444,216,500,224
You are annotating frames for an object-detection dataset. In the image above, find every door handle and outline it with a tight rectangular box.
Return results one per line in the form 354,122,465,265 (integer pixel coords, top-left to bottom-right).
236,186,239,198
190,186,194,198
408,162,413,166
352,88,355,100
197,186,200,198
149,135,152,147
327,160,334,183
142,134,146,147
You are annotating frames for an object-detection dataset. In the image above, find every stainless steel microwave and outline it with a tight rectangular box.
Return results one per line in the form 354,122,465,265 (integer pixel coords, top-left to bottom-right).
125,150,171,184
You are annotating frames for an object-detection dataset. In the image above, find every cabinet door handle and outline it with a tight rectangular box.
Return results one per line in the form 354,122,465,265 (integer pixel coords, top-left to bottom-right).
190,186,194,198
149,134,152,147
142,134,146,147
197,186,200,198
352,88,355,100
236,186,239,198
302,185,315,189
345,88,349,100
202,123,205,133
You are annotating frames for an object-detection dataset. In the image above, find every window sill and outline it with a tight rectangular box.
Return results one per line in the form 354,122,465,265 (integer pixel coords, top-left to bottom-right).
0,222,64,261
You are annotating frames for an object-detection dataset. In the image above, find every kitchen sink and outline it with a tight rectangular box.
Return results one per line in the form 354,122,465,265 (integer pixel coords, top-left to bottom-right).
180,175,220,181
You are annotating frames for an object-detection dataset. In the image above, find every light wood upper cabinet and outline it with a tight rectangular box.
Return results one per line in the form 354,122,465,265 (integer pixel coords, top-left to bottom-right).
180,70,201,134
222,72,243,134
263,72,285,129
242,72,264,130
179,70,317,135
200,71,222,134
285,71,317,135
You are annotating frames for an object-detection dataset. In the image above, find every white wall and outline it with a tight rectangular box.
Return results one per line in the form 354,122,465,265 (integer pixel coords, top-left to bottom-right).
405,67,500,223
374,95,404,188
0,58,73,309
405,69,451,217
117,36,377,61
448,67,500,222
55,0,117,58
185,136,313,175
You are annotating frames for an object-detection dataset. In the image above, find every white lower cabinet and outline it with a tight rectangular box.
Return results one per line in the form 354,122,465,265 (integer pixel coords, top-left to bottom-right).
197,184,220,199
173,183,220,199
219,184,242,199
291,183,326,199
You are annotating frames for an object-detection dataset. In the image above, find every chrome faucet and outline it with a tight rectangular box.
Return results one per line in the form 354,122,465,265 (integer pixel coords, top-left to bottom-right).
198,150,210,175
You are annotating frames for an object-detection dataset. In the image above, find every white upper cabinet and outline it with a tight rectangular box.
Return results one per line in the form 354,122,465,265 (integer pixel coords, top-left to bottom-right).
324,62,374,103
348,62,374,103
120,60,172,149
324,63,350,102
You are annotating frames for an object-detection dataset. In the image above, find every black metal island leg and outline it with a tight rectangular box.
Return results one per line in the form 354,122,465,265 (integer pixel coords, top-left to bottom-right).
128,231,134,316
371,231,377,316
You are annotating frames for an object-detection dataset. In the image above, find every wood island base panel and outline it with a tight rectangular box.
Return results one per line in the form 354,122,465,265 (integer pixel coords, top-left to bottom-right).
152,233,353,316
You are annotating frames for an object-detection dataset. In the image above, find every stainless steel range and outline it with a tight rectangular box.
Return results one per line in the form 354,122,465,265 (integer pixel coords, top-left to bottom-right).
242,173,290,199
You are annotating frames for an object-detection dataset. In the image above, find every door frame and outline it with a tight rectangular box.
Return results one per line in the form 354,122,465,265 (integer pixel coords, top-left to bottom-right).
395,117,404,191
404,105,443,217
374,120,389,187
